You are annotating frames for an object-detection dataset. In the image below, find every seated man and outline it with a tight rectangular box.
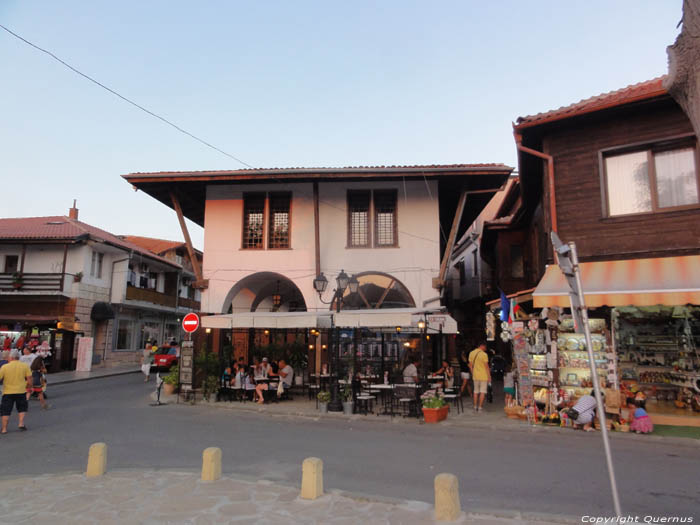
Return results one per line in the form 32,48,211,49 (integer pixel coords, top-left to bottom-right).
402,358,420,384
276,359,294,395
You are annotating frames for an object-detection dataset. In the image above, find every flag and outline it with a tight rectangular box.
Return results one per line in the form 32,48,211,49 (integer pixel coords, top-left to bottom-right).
499,290,510,322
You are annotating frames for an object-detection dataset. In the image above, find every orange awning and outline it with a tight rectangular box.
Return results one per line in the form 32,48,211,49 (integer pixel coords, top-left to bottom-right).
533,255,700,308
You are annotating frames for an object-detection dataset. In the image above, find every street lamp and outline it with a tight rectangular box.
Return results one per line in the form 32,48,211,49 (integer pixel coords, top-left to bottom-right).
313,269,357,412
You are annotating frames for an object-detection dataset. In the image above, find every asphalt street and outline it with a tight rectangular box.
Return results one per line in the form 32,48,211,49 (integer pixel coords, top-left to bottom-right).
1,374,698,520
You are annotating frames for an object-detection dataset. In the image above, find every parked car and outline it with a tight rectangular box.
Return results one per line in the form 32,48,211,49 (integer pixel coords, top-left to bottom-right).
151,347,178,371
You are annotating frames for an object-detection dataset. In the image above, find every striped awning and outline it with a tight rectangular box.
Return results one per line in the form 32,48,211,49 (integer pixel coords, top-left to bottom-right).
533,255,700,308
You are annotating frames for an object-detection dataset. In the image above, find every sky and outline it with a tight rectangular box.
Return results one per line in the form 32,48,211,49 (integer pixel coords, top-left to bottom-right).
1,1,683,249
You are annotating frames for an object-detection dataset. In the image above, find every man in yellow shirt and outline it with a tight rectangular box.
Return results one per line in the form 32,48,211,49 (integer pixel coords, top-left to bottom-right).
0,349,32,433
468,343,491,412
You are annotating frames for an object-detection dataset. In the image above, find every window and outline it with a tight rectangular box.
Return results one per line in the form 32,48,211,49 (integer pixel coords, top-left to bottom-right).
90,251,104,278
268,193,291,249
347,189,398,248
472,250,479,278
242,193,265,249
4,255,19,274
116,319,135,350
604,141,699,217
457,261,466,287
510,245,524,279
374,190,397,247
334,272,415,310
242,192,292,250
348,191,370,247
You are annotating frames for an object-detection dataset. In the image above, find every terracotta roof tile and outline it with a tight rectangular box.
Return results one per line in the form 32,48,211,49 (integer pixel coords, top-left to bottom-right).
515,77,668,130
122,235,183,255
0,216,178,267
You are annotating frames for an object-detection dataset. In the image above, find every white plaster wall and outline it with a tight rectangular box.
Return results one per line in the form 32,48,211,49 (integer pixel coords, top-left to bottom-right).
201,180,441,313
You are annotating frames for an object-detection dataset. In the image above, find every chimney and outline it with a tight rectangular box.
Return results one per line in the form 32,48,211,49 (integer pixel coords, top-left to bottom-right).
68,199,79,220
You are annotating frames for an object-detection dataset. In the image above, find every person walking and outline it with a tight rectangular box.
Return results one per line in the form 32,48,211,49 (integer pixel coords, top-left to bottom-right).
29,352,49,410
0,349,32,433
458,349,473,398
468,343,491,412
141,342,153,382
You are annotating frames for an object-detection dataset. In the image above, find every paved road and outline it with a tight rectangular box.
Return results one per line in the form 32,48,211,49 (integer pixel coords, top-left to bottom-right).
1,375,698,520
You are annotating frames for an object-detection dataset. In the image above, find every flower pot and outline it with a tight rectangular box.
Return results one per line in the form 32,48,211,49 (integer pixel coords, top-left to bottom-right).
319,402,328,414
342,401,354,415
12,282,23,290
422,405,449,423
163,383,176,396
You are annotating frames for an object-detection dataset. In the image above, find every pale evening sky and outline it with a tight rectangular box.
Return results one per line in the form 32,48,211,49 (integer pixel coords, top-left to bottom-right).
1,1,683,249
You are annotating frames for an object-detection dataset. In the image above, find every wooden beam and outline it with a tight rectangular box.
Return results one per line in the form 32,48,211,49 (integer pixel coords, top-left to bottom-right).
59,243,68,291
313,182,321,276
436,191,468,289
374,279,395,309
169,191,205,288
357,287,372,309
19,244,26,273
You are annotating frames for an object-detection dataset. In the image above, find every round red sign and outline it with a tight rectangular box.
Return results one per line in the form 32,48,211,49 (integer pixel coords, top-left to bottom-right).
182,313,200,333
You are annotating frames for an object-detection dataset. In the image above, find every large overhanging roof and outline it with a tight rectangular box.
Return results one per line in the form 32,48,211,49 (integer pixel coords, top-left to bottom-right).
123,164,513,226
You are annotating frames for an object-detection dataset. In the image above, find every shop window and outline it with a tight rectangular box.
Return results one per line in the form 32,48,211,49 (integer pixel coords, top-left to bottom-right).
510,245,524,279
242,193,265,249
90,251,104,278
603,139,699,216
4,255,19,274
116,319,135,350
268,192,291,249
140,321,161,348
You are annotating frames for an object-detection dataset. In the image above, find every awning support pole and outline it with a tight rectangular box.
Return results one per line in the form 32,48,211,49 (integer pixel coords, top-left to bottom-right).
169,191,206,289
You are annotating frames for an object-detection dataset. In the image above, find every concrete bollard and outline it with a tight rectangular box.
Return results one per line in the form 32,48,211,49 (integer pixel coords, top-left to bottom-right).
201,447,222,482
86,442,107,478
300,457,323,500
434,473,461,521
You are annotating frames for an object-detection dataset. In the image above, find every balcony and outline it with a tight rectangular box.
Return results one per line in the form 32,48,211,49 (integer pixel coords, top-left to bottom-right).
178,296,201,311
0,273,63,293
125,285,177,308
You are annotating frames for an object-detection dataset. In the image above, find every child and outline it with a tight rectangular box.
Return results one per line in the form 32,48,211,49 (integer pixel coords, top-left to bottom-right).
629,399,653,434
503,365,515,407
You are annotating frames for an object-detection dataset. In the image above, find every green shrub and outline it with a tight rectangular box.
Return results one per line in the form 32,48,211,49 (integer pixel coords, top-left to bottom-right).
162,365,179,386
422,395,446,409
317,391,331,403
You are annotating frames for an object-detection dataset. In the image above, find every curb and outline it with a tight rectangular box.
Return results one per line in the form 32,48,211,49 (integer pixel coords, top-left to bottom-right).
50,369,140,386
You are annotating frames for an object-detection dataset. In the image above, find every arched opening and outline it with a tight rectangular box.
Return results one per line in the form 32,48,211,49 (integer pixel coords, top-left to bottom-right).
332,271,415,310
222,272,307,314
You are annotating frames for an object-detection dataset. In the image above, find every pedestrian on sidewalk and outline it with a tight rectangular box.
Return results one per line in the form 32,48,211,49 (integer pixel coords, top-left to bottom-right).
141,342,153,382
0,349,32,433
458,349,473,398
469,343,491,412
29,352,49,410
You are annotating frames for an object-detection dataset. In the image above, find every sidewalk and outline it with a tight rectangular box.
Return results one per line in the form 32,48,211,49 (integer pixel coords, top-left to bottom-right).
49,364,140,386
0,470,573,524
163,392,700,446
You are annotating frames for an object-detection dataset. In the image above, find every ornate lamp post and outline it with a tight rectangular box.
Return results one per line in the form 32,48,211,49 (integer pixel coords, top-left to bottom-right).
313,270,359,411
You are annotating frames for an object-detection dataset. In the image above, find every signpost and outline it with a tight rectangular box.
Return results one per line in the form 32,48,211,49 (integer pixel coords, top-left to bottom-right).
179,313,198,402
551,232,621,516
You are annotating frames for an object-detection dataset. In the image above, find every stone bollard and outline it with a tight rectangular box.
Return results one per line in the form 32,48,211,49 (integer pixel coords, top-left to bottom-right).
201,447,222,482
300,457,323,500
86,442,107,478
434,473,461,521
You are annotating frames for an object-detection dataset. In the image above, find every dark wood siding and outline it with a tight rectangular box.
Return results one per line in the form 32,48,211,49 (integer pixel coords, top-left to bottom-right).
540,99,700,261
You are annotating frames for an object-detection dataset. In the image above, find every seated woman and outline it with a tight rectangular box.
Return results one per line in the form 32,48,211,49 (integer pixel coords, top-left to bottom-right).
434,360,454,390
629,398,653,434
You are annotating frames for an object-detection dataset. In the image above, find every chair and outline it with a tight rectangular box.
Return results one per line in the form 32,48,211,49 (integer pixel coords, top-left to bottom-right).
394,385,420,418
356,384,376,415
442,391,463,414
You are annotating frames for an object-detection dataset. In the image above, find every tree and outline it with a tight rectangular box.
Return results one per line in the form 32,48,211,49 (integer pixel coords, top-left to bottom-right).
665,0,700,137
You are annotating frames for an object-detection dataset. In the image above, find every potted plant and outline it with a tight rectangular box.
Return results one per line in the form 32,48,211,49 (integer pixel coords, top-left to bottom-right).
286,341,309,386
12,272,23,289
73,271,83,283
162,365,179,396
422,395,449,423
317,390,331,413
341,384,354,415
202,375,219,401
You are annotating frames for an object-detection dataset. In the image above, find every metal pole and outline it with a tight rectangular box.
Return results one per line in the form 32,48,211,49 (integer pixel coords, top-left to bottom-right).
328,293,343,411
569,242,622,516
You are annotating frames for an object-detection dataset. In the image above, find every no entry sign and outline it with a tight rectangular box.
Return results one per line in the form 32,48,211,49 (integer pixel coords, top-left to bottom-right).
182,313,200,333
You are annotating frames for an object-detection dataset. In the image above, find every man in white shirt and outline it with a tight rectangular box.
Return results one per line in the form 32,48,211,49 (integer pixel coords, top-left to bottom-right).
277,359,294,388
19,347,36,367
402,358,420,383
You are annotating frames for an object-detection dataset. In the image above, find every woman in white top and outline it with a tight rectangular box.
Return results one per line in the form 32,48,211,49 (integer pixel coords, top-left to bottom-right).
435,360,454,389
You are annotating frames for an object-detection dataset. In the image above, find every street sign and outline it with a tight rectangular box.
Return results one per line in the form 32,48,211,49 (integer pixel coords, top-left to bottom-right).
182,313,200,333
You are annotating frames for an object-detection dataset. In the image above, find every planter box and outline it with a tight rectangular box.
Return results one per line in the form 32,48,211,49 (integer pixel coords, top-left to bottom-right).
422,405,448,423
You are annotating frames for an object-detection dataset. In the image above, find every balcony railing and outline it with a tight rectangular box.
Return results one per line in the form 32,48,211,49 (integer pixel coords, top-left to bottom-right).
125,285,177,308
0,273,63,292
178,296,201,311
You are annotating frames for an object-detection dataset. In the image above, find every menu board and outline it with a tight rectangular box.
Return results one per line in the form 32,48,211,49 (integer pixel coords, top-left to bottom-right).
76,337,93,372
179,341,194,390
512,322,534,406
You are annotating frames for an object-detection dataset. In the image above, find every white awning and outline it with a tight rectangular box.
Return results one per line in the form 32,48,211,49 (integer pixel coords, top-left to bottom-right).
333,308,459,333
202,312,332,329
201,308,458,333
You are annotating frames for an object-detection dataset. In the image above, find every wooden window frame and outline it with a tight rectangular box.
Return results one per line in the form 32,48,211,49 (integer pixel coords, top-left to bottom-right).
241,192,267,250
599,134,700,219
373,189,398,248
267,192,292,250
4,254,19,274
241,192,293,250
347,190,371,248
